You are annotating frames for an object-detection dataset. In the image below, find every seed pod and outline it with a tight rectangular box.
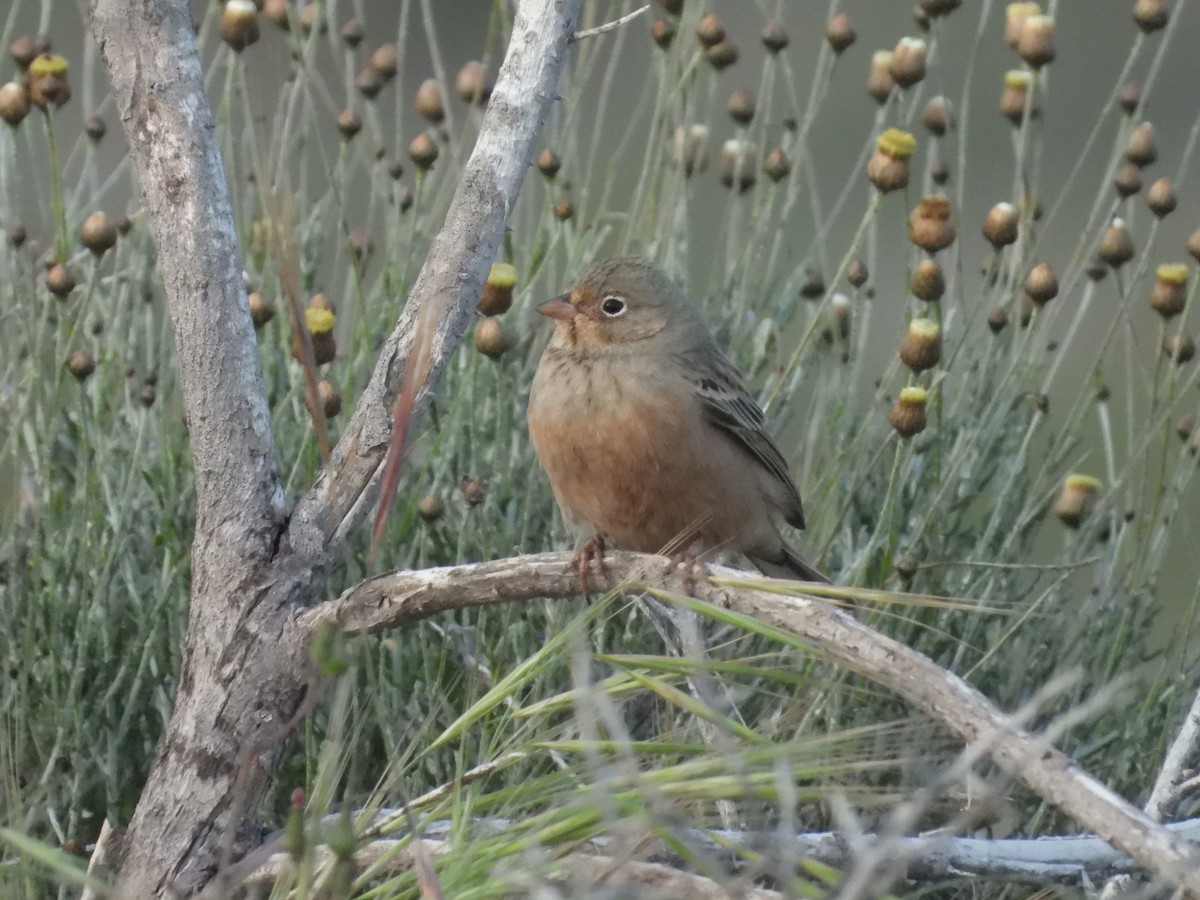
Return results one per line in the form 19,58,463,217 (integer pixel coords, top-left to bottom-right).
477,262,518,315
672,124,709,176
650,19,675,49
417,494,445,522
908,195,956,253
1024,263,1059,306
1112,164,1142,199
720,139,757,192
355,67,384,99
826,13,856,53
867,51,895,104
1098,218,1135,269
889,386,928,438
398,187,413,211
455,61,492,104
727,88,755,125
899,318,942,372
889,37,927,89
263,0,289,28
84,114,106,143
0,81,30,126
10,35,37,70
763,149,790,183
1163,331,1196,364
1118,81,1142,116
705,40,738,70
219,0,260,51
930,159,950,185
536,148,561,179
316,380,341,417
799,272,825,300
248,290,275,328
911,259,946,302
1133,0,1170,33
1125,122,1157,167
8,225,27,247
1016,14,1055,67
866,128,916,193
848,260,869,288
409,132,438,170
461,476,488,507
1176,413,1196,443
762,21,789,53
28,54,71,110
1147,177,1177,217
294,306,336,365
370,44,398,81
80,211,117,256
830,293,852,341
65,349,95,381
137,385,157,408
414,79,445,123
695,14,725,48
1000,70,1038,124
553,198,574,221
922,96,951,136
1054,474,1101,528
982,202,1019,248
1005,2,1043,48
336,109,361,139
1187,227,1200,263
297,3,324,35
46,263,75,299
987,305,1009,333
1149,263,1188,318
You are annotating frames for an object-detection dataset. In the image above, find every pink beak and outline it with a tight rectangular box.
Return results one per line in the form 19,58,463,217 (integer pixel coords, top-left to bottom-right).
535,294,575,322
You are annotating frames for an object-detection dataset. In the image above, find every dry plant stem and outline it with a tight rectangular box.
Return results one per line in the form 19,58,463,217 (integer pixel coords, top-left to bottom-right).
306,552,1200,896
87,0,581,895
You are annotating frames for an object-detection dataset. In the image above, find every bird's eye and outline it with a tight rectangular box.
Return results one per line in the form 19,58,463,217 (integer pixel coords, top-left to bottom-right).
600,296,627,317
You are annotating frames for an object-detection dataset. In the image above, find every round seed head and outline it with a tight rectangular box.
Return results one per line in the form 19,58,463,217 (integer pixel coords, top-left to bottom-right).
1016,14,1055,67
1150,263,1188,318
370,44,398,81
414,79,445,123
398,187,413,211
720,139,757,192
84,114,106,143
1125,122,1157,167
536,148,561,179
705,40,738,70
1163,331,1196,364
799,271,825,300
477,262,518,315
1024,263,1059,306
671,124,709,177
553,198,574,221
763,148,790,182
1147,177,1177,217
930,159,950,185
899,318,942,372
867,51,896,104
889,37,927,89
826,13,856,53
1176,413,1195,443
982,202,1019,248
1187,227,1200,263
263,0,289,28
1005,3,1043,48
455,61,492,104
417,494,445,522
298,3,324,35
0,82,30,126
762,21,789,53
218,0,260,52
28,54,71,110
847,260,869,289
695,14,725,48
1118,81,1142,115
889,386,929,437
922,96,951,135
867,129,915,193
911,258,946,302
1000,70,1038,124
355,66,384,99
650,19,676,49
1112,163,1142,199
1098,218,1136,268
317,379,341,417
248,290,275,328
9,35,37,70
65,349,95,381
336,108,361,139
80,211,117,255
409,132,439,170
461,476,488,507
987,305,1009,333
908,195,956,253
340,18,364,48
475,316,509,358
8,225,27,248
46,263,75,299
1054,473,1102,528
1133,0,1170,33
727,88,755,125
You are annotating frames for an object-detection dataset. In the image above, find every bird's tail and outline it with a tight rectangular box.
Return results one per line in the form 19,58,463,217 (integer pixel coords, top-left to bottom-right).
750,544,830,584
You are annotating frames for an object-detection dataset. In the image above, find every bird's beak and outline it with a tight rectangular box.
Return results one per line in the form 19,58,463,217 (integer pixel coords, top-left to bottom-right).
535,294,575,322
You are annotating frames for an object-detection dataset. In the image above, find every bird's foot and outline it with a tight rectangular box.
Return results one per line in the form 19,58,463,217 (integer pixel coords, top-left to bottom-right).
570,535,608,593
666,550,708,595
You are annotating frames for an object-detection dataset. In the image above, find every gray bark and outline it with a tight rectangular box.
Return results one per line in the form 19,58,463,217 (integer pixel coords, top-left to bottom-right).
86,0,580,895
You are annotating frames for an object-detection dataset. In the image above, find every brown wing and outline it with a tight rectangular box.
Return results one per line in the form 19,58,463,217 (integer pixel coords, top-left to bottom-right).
686,351,806,529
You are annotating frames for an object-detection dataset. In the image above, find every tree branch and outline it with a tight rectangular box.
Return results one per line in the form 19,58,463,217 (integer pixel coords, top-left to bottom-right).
303,551,1200,895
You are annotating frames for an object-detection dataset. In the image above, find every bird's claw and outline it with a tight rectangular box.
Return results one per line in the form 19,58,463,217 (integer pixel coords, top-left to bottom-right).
570,535,607,593
666,550,707,595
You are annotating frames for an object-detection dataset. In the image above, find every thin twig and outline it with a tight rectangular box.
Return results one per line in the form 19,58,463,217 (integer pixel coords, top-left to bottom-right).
570,4,649,43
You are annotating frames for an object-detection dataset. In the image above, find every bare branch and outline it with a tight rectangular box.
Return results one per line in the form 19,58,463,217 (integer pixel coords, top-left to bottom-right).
571,5,651,42
304,551,1200,895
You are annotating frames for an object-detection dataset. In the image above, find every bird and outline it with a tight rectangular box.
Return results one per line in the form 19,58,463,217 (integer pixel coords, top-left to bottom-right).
526,256,827,584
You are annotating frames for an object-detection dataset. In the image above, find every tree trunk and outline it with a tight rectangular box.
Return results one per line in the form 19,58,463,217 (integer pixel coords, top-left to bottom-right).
87,0,581,894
